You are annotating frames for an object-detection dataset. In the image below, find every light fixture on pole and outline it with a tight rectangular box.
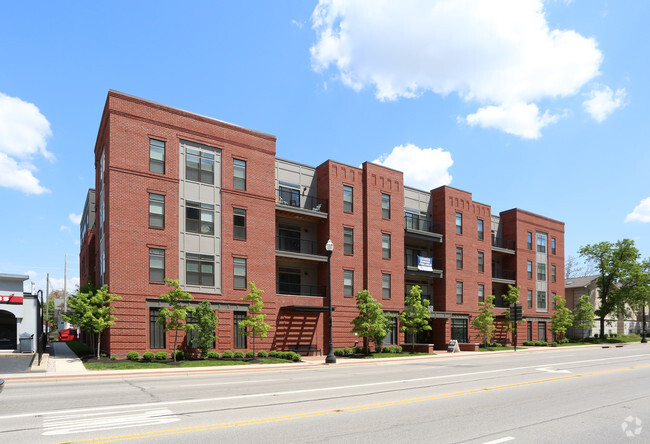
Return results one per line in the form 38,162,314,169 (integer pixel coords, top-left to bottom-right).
325,239,336,364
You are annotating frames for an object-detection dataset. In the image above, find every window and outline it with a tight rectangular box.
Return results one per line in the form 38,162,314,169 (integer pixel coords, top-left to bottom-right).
343,185,353,212
383,312,398,345
527,289,533,308
149,139,165,174
344,269,354,297
527,261,533,279
382,233,391,259
551,237,556,255
551,264,556,283
233,208,246,240
552,292,557,309
478,251,484,272
233,158,246,190
537,291,547,311
186,148,214,184
234,311,247,349
456,212,462,234
149,248,165,282
343,227,354,255
451,319,468,343
527,232,532,249
278,267,301,294
538,321,547,342
456,247,463,269
537,263,546,281
149,193,164,228
149,308,165,349
233,257,247,289
478,219,484,240
279,185,300,207
382,193,390,219
456,281,463,304
186,201,214,235
537,233,546,253
478,284,485,303
527,321,533,341
186,254,215,286
382,273,391,299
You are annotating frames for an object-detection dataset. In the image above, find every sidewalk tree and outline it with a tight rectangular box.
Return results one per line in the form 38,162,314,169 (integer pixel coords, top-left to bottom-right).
572,294,595,342
157,279,194,362
618,259,650,322
472,294,496,347
399,285,432,353
550,295,574,341
502,285,525,343
193,300,218,359
350,290,390,354
239,281,272,356
63,284,121,359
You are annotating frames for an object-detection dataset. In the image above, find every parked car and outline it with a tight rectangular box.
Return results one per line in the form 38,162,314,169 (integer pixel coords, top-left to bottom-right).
58,328,78,342
0,378,4,393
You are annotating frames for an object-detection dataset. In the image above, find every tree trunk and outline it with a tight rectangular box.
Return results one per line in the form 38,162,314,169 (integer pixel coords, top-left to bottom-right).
173,329,179,362
96,331,101,359
411,333,415,354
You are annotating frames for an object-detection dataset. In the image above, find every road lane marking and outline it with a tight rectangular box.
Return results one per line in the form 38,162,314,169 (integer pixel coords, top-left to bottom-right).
536,367,571,374
43,408,179,436
177,378,278,388
2,353,648,421
52,363,650,443
483,437,515,444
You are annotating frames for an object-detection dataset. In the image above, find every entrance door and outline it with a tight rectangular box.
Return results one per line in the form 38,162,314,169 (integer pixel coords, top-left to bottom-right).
0,310,17,350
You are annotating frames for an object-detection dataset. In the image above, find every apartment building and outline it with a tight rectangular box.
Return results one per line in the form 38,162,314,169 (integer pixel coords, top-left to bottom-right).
79,91,564,357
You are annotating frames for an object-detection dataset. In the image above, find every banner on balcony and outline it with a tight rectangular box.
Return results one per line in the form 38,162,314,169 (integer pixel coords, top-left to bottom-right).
417,256,433,272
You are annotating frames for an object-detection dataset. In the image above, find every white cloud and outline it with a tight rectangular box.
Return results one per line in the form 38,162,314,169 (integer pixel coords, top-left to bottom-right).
583,86,626,122
0,92,53,194
372,144,453,190
60,225,70,232
625,197,650,223
464,102,561,139
291,19,304,29
69,213,82,224
310,0,602,138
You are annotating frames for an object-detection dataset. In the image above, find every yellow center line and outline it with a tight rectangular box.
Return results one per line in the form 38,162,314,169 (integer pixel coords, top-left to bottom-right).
56,363,650,444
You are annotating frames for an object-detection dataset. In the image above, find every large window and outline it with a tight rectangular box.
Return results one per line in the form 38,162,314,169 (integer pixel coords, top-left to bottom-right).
551,264,556,283
279,185,300,207
478,284,484,303
456,281,463,304
234,311,247,349
278,267,300,294
149,193,164,228
186,254,215,286
478,251,484,272
233,159,246,190
537,263,546,281
343,185,353,212
477,219,484,240
186,201,214,235
233,208,246,240
344,269,354,297
382,273,391,299
537,291,547,311
527,261,533,279
456,212,462,234
451,319,468,343
186,148,214,184
537,233,546,253
234,257,247,289
149,139,165,174
149,248,165,282
149,308,165,349
381,193,390,219
456,247,463,269
343,227,354,255
382,233,391,259
551,237,556,255
383,312,398,345
527,232,532,249
528,289,533,308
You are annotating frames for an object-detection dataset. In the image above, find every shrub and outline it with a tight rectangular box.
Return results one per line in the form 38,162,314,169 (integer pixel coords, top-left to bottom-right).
607,338,623,343
334,348,344,356
174,350,185,361
245,350,255,358
207,351,220,359
257,350,268,358
268,350,279,358
111,356,116,360
551,341,558,347
344,347,353,355
142,352,155,361
155,351,168,360
395,345,403,353
594,333,599,339
222,350,234,359
234,350,245,359
290,351,301,362
126,351,139,361
353,346,361,354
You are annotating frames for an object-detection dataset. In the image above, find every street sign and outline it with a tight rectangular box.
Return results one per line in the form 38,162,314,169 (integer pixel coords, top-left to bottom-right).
510,303,523,322
447,339,460,353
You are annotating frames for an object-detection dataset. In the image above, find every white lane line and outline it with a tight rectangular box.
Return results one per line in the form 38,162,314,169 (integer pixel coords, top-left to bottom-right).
483,437,515,444
3,353,648,421
536,367,571,374
178,378,278,388
42,408,179,436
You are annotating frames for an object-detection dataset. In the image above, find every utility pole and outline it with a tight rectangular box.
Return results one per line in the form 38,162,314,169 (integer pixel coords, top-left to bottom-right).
46,272,49,338
63,254,67,328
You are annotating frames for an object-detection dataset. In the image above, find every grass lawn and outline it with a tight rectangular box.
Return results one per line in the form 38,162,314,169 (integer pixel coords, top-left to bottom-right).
85,357,296,370
478,346,526,352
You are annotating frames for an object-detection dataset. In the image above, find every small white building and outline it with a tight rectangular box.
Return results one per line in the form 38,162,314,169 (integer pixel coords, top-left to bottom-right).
0,274,41,353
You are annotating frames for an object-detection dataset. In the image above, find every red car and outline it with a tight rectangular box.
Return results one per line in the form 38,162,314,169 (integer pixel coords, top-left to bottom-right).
58,328,78,341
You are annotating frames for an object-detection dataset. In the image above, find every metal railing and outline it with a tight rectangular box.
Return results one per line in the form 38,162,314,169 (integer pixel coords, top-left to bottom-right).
491,237,516,250
276,282,325,297
492,269,516,280
276,235,320,255
276,189,328,213
404,215,442,234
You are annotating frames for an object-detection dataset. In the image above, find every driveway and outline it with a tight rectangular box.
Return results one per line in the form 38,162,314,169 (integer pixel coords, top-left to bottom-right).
0,354,34,373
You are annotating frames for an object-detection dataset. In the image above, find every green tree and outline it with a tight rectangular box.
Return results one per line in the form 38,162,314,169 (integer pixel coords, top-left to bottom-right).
193,300,218,359
239,281,272,355
502,285,525,343
618,259,650,322
472,294,496,347
63,284,121,358
350,290,390,354
398,285,432,353
579,239,641,338
572,294,595,342
157,279,194,362
550,294,574,341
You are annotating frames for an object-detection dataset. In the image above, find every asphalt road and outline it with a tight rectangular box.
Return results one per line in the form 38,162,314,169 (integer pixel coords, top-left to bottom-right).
0,354,33,374
2,345,650,443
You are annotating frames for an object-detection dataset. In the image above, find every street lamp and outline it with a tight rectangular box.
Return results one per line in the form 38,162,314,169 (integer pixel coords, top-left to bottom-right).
325,239,336,364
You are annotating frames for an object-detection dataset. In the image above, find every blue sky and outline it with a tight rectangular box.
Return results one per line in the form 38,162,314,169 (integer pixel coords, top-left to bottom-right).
1,0,648,294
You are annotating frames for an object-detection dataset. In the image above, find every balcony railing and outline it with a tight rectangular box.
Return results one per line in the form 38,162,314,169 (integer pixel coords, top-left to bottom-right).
276,235,319,255
276,282,325,297
491,237,516,250
492,269,516,280
276,189,328,213
404,253,443,270
404,215,442,234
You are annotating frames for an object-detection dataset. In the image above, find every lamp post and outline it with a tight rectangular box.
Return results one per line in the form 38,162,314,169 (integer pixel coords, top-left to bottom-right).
642,305,647,343
325,239,336,363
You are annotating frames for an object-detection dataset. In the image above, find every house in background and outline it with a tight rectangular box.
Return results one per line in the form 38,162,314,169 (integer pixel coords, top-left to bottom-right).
0,274,42,353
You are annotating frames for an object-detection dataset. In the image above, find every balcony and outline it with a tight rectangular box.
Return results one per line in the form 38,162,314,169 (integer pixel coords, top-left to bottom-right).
492,268,516,284
404,253,443,278
275,188,328,219
404,215,443,242
491,236,516,254
276,281,325,297
276,235,328,262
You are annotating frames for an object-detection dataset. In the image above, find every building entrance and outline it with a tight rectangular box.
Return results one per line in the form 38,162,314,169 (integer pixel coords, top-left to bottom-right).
0,310,17,350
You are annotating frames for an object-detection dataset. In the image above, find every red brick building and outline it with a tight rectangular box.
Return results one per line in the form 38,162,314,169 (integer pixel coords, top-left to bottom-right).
80,91,565,357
